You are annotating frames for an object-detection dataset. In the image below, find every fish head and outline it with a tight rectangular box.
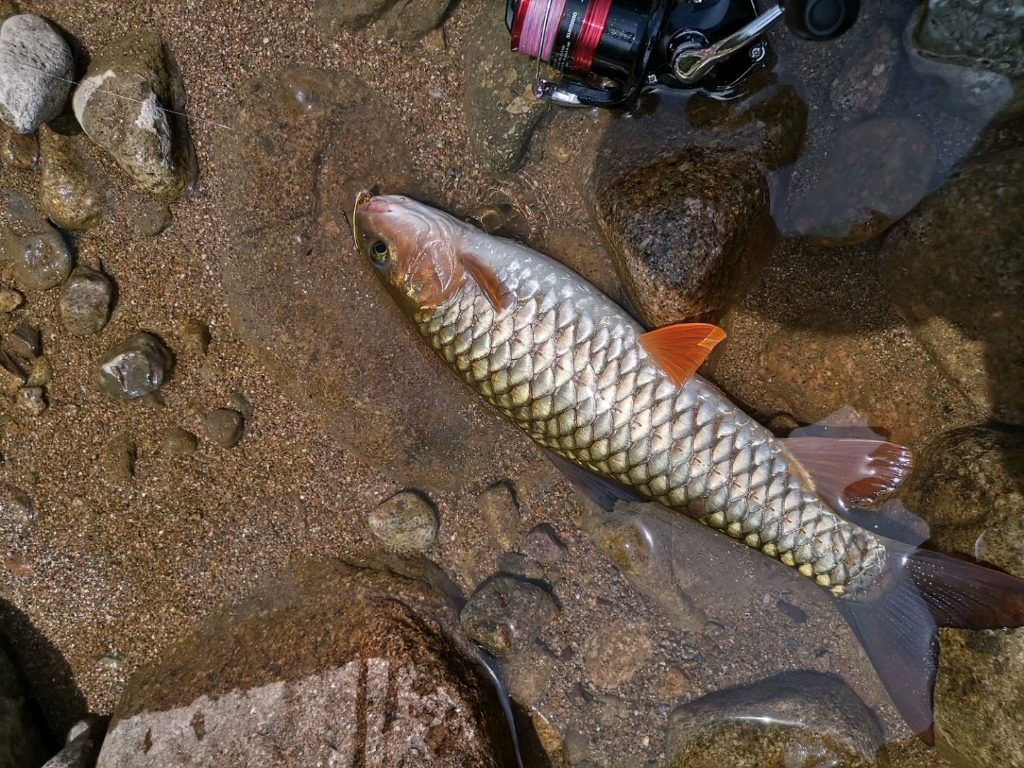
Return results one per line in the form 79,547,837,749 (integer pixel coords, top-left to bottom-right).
353,191,470,315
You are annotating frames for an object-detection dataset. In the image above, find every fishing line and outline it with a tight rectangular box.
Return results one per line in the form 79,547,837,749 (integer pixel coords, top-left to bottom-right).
7,61,233,131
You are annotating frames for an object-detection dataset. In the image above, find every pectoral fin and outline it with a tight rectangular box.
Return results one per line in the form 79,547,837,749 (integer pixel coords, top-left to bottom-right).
461,252,512,312
639,323,727,387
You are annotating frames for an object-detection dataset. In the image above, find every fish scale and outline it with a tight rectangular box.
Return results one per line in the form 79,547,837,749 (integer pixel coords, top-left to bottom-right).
417,250,885,597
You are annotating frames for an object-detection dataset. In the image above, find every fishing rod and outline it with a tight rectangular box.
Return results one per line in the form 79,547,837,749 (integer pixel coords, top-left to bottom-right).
506,0,860,107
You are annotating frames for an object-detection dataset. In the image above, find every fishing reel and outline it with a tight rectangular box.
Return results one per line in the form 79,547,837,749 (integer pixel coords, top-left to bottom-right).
506,0,859,107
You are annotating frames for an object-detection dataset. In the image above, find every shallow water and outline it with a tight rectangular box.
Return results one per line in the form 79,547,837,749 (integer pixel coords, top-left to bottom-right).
0,0,1021,765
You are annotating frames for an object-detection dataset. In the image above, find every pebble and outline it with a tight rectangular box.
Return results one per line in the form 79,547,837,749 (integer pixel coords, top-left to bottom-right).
460,575,559,659
38,128,105,230
160,426,198,455
6,320,39,358
96,332,173,400
496,551,545,581
24,355,50,386
72,28,197,197
203,408,245,448
0,288,23,312
829,27,900,117
506,643,558,707
3,225,73,291
0,483,33,524
15,385,45,415
1,124,37,168
523,523,566,565
583,622,654,690
477,481,521,552
0,14,74,134
367,490,438,551
59,266,114,335
176,318,210,356
134,198,172,237
0,350,26,394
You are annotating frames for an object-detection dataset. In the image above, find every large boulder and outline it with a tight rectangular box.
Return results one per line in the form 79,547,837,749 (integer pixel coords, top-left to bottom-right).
94,555,519,767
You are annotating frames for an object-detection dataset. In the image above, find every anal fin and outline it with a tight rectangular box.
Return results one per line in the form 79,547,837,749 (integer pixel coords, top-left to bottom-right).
639,323,726,387
782,406,913,512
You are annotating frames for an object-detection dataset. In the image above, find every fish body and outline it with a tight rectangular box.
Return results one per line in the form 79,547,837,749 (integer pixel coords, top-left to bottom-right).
353,192,1024,742
410,229,883,597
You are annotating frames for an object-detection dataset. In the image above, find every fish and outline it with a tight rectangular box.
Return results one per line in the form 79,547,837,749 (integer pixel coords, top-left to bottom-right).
352,190,1024,744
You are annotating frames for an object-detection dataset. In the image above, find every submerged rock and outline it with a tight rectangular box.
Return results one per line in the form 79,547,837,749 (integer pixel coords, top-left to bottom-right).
0,287,23,312
1,124,38,168
59,265,113,335
93,555,518,767
160,426,197,455
217,68,513,493
583,621,653,691
914,0,1024,77
900,427,1024,767
313,0,451,40
461,575,559,659
203,407,245,448
464,0,549,175
367,490,439,551
593,148,774,326
477,482,521,552
72,28,196,198
830,26,900,117
666,671,885,768
0,14,74,133
96,332,173,400
787,117,936,245
3,224,72,291
38,128,105,230
15,385,45,416
881,141,1024,426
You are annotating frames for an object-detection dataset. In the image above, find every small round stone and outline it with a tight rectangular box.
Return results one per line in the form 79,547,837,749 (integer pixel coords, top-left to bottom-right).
460,575,559,659
367,491,438,551
15,386,45,416
96,332,173,400
0,14,74,134
59,266,114,335
0,288,23,313
161,426,198,455
523,523,566,565
203,408,244,448
4,228,72,291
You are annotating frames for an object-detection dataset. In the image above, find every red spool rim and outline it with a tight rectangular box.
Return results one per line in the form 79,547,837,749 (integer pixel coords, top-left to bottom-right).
511,0,532,51
571,0,613,74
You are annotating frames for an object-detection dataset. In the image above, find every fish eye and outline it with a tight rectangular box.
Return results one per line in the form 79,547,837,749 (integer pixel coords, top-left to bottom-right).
370,240,390,266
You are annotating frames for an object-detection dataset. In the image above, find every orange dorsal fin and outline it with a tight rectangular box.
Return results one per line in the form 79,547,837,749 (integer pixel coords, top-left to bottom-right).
639,323,726,387
461,252,511,312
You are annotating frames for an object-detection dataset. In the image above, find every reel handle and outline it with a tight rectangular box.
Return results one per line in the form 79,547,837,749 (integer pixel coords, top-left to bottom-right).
782,0,859,41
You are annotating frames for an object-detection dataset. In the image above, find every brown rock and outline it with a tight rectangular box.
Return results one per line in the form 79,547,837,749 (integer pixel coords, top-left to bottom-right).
37,128,105,230
583,621,653,690
593,148,776,326
787,117,936,246
505,643,557,707
93,555,518,767
217,68,513,493
1,125,38,169
830,27,900,117
203,408,244,448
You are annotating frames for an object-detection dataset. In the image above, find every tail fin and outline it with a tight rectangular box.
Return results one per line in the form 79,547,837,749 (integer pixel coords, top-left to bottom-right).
836,541,1024,746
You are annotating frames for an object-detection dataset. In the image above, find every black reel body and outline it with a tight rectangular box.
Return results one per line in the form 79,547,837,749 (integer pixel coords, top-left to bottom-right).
506,0,860,108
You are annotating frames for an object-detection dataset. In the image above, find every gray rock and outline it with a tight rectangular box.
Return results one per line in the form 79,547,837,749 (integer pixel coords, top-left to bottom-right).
460,575,559,659
203,408,244,448
0,287,23,312
903,7,1013,122
2,225,72,291
38,128,105,230
787,117,937,246
41,718,103,768
592,148,775,326
96,332,173,400
583,621,653,691
59,266,113,335
899,427,1024,767
523,523,565,565
1,124,38,168
830,26,900,117
72,28,197,198
0,14,74,133
0,482,33,524
217,68,513,494
15,385,45,415
464,0,549,175
313,0,452,41
880,141,1024,425
93,555,519,767
915,0,1024,77
477,482,521,552
368,490,438,551
7,320,39,358
666,671,885,768
160,426,197,455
